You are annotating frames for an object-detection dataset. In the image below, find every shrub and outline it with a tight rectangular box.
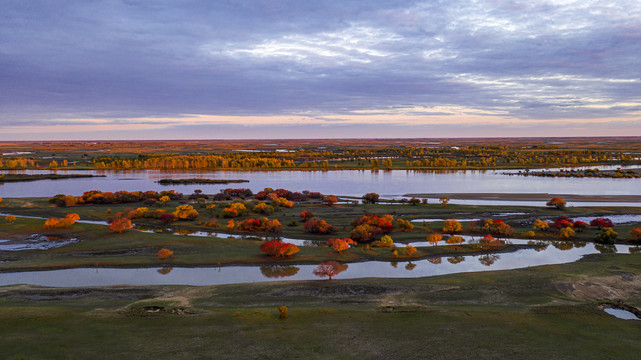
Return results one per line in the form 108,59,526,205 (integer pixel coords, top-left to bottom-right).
252,202,274,215
590,217,614,229
595,227,618,244
629,228,641,242
559,227,575,239
303,218,336,234
172,204,199,220
372,235,393,248
533,219,549,231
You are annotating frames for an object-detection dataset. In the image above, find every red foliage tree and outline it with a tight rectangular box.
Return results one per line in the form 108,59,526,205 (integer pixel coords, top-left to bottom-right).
259,240,300,257
590,217,614,229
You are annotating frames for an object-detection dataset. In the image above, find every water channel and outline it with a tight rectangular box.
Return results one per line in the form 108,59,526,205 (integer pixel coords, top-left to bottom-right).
1,167,640,207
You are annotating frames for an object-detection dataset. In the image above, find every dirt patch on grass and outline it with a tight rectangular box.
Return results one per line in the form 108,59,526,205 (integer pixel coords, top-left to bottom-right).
558,273,641,301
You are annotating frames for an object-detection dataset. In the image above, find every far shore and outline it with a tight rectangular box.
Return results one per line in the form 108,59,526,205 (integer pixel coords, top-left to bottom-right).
403,192,641,203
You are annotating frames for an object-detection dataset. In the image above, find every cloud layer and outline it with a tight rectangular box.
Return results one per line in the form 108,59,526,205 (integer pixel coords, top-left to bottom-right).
1,0,640,139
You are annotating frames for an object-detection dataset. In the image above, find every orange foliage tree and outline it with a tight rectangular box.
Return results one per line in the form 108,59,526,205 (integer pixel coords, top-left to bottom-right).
630,228,641,243
313,261,349,280
546,197,566,209
157,248,174,260
322,195,338,206
426,233,443,246
4,215,16,223
109,217,133,233
442,219,462,235
44,213,80,229
259,240,300,257
327,238,355,254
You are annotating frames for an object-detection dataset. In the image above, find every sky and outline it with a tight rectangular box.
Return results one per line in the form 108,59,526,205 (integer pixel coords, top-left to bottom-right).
1,0,640,140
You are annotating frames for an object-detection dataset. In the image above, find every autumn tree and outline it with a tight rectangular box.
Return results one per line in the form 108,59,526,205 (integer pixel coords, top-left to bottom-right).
533,219,549,231
157,248,174,260
372,235,393,248
546,197,566,210
446,235,464,245
313,261,348,280
442,219,462,235
300,210,314,221
629,228,641,243
362,192,379,204
259,240,300,257
559,227,575,239
322,195,338,206
109,217,133,233
4,215,16,224
405,244,417,256
426,233,443,246
396,218,414,231
439,196,450,207
327,238,355,254
303,218,336,234
595,227,618,244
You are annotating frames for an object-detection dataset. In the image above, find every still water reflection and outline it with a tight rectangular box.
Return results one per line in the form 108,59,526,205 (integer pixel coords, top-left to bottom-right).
0,243,636,287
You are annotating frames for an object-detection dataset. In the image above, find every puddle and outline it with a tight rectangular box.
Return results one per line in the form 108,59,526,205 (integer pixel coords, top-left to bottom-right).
603,307,640,320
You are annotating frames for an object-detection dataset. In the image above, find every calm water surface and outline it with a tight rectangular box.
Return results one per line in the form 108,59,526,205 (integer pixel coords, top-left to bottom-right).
1,168,640,207
0,243,635,287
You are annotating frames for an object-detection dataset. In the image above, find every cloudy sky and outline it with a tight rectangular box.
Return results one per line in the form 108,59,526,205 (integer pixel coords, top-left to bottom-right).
1,0,640,140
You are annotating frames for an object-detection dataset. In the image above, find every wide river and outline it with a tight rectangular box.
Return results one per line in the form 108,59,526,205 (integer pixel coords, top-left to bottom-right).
1,167,640,206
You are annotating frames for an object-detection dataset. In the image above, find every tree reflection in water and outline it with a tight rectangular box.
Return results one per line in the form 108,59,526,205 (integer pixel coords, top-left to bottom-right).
478,254,500,266
260,265,300,279
157,267,173,275
427,257,442,265
595,243,617,254
447,255,465,264
405,262,416,271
